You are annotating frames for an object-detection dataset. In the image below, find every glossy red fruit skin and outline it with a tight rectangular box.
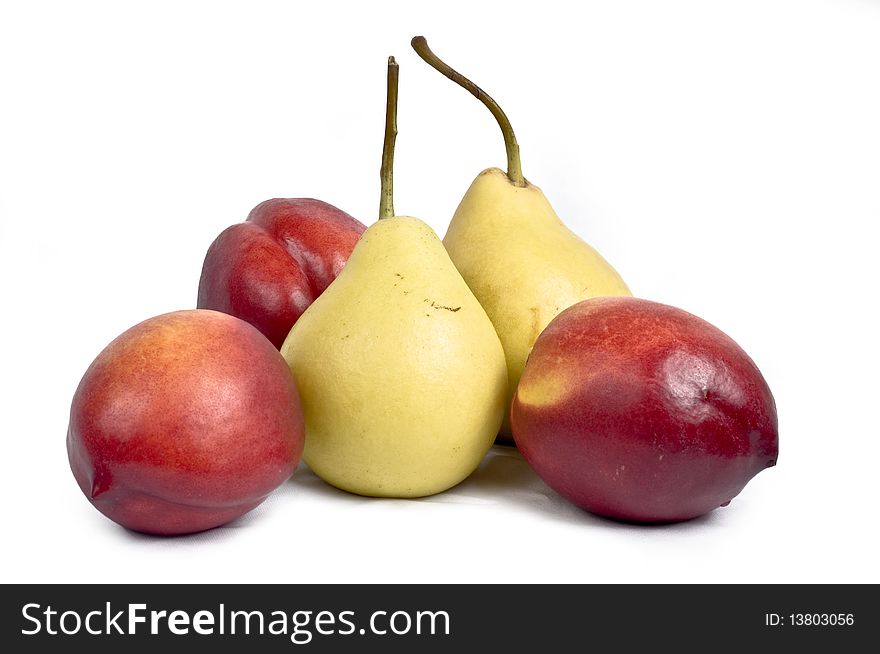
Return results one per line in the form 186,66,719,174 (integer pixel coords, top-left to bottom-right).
511,297,778,523
197,198,366,348
67,310,305,536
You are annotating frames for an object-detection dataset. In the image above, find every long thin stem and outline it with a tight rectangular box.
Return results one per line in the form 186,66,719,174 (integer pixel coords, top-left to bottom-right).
379,56,399,219
411,36,525,187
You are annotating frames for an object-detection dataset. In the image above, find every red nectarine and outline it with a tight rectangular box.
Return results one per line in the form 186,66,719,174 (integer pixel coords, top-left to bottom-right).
511,297,778,523
67,310,304,535
198,198,365,348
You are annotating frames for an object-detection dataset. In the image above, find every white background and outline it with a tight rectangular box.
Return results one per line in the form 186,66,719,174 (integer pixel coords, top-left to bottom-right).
2,0,879,584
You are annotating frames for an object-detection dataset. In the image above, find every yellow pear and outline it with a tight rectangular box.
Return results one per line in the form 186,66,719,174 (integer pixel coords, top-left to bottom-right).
280,58,506,497
412,37,632,439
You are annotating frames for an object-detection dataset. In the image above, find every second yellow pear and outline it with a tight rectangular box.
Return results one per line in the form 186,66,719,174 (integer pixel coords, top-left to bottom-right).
413,37,631,439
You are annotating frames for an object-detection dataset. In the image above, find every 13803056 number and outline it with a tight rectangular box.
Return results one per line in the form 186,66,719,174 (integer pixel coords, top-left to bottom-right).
790,613,854,626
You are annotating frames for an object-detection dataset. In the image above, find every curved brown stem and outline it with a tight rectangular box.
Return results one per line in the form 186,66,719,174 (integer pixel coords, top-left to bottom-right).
411,36,525,187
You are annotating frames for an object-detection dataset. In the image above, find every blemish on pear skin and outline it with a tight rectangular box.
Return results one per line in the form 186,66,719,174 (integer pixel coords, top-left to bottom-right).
423,299,461,312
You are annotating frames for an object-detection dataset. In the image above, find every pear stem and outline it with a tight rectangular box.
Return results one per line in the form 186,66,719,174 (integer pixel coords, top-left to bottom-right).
411,36,525,187
379,56,399,219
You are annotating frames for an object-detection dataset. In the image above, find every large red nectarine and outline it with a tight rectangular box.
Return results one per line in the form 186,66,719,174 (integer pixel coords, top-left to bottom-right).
511,297,778,523
67,310,304,535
